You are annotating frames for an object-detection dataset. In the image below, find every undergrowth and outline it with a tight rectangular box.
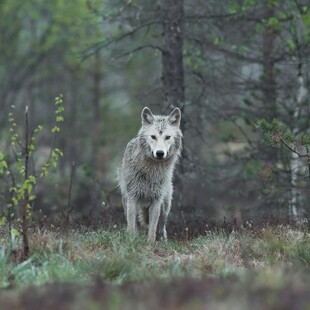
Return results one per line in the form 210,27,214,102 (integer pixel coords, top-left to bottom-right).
0,224,310,289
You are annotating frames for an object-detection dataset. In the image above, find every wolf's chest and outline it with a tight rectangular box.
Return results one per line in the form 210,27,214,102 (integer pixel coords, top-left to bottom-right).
127,168,168,200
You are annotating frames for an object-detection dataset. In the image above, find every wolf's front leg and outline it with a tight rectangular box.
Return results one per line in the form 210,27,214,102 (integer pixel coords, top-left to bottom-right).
158,191,172,241
147,200,162,243
126,198,137,235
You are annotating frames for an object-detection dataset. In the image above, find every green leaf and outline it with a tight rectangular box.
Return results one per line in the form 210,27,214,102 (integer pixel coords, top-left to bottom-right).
0,217,7,226
52,126,60,133
11,227,19,239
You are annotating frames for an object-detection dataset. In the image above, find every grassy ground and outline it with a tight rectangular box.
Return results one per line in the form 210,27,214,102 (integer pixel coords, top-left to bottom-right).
1,225,310,309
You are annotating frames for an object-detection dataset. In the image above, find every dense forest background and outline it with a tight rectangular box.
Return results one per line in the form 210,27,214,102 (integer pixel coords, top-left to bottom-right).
0,0,309,232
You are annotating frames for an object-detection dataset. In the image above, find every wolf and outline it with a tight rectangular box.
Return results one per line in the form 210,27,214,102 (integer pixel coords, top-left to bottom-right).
118,107,182,243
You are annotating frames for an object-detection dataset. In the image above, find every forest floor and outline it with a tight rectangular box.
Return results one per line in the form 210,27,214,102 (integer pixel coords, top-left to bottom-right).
1,224,310,309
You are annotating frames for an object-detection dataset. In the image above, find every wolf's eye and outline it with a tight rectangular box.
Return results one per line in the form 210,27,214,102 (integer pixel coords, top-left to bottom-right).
151,135,157,140
165,136,171,140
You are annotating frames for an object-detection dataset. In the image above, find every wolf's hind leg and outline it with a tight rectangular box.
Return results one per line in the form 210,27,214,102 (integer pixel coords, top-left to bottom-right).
147,201,162,243
122,196,127,218
158,211,168,241
137,205,149,227
158,194,172,241
126,198,137,235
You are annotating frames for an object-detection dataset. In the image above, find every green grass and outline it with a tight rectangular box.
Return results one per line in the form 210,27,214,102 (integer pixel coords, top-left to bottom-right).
1,225,310,309
0,228,190,287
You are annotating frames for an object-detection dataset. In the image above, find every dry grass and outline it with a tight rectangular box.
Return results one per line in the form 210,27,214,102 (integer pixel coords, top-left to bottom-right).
1,224,310,309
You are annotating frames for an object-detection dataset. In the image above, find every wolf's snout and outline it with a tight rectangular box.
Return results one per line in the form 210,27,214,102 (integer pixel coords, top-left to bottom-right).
156,150,165,159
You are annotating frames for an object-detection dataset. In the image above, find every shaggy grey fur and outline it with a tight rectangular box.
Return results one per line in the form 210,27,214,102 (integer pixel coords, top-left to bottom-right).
118,107,182,243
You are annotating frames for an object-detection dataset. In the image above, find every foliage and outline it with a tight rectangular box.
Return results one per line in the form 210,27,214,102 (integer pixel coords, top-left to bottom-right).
256,118,310,155
256,119,292,147
0,96,64,260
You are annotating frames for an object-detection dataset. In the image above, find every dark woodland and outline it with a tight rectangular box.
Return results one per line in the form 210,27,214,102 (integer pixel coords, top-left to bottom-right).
0,1,310,308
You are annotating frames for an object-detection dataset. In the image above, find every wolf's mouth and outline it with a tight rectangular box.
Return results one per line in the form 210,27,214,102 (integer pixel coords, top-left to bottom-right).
152,154,166,161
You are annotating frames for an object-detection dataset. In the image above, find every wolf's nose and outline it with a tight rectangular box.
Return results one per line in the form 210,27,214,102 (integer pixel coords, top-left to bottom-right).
156,150,165,159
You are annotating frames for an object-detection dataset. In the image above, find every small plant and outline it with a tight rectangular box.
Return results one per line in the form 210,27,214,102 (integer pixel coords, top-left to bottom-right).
295,240,310,268
0,95,64,260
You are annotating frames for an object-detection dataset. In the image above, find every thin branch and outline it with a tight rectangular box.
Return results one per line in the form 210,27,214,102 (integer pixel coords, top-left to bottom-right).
7,166,17,235
2,20,59,108
113,44,165,60
80,20,161,62
185,13,237,20
185,36,263,64
280,138,309,158
22,105,30,260
185,12,293,23
63,161,76,227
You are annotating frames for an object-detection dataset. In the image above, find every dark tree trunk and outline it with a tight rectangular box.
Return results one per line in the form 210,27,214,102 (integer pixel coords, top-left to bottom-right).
261,1,281,214
161,0,185,114
161,0,185,209
262,2,277,120
91,51,102,170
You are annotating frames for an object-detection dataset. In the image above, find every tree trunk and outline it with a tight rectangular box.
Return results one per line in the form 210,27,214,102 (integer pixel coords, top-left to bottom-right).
261,1,280,214
161,0,185,113
262,2,277,119
161,0,185,208
289,65,307,219
91,51,102,171
290,151,299,218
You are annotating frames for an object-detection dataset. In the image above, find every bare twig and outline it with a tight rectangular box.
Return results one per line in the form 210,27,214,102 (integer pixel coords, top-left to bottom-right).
113,44,165,60
280,138,309,158
80,20,161,62
22,106,30,260
185,13,237,20
63,161,76,227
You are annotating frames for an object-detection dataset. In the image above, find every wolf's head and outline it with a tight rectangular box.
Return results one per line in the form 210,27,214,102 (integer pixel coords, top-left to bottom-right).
139,107,182,161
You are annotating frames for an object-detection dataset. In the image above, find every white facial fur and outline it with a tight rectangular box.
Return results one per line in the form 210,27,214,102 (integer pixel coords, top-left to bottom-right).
145,128,174,159
141,107,181,160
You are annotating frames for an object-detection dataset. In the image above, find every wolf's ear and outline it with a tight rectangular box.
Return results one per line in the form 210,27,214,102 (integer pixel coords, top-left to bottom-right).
168,107,181,127
141,107,154,125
